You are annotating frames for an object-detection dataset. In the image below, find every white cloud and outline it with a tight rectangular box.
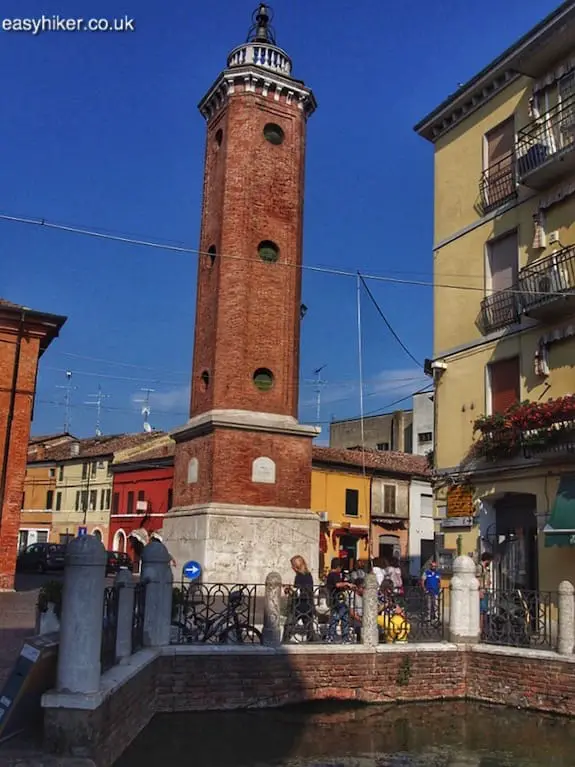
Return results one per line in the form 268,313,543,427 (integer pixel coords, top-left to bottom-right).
300,368,430,410
130,385,190,414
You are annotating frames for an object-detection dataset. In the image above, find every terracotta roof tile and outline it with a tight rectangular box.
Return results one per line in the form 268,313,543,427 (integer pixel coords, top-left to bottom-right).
114,435,176,466
28,432,164,463
312,446,430,478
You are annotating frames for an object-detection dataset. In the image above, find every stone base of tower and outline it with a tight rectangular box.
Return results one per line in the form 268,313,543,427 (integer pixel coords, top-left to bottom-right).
162,503,320,584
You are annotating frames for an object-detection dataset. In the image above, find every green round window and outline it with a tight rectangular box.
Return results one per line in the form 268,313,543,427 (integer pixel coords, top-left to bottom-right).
258,240,279,263
263,123,285,145
253,368,274,392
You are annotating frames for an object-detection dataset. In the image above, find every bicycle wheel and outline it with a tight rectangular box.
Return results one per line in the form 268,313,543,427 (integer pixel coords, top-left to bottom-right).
219,623,263,645
172,616,208,643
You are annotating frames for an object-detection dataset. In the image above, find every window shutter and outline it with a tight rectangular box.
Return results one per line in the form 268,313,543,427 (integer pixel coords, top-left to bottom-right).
384,485,396,515
490,357,520,413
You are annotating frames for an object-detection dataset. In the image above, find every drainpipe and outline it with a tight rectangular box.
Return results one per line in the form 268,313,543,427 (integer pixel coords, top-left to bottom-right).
0,309,26,529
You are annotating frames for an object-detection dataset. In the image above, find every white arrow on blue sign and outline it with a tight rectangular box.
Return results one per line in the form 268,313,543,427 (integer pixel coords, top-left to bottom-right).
182,560,202,581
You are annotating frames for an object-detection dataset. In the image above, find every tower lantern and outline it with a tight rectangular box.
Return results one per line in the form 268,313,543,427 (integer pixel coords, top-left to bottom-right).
163,5,319,584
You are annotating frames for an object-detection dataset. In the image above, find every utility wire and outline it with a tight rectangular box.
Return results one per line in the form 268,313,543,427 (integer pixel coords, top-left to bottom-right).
0,210,567,298
358,272,422,368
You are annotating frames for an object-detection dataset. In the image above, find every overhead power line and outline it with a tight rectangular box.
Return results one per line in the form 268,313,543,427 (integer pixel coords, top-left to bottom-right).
358,273,422,368
0,210,566,298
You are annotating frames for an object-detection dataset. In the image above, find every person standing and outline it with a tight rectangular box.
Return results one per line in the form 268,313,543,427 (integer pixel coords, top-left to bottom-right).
283,555,315,642
326,558,353,642
420,561,441,621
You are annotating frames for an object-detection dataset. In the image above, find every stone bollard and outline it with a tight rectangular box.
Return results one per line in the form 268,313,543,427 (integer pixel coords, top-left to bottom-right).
141,539,173,647
115,568,136,662
449,555,480,644
57,535,106,694
361,573,379,647
263,572,282,646
558,580,575,655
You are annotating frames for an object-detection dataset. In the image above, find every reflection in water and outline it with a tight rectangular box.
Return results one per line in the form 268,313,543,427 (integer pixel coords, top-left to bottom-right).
115,701,575,767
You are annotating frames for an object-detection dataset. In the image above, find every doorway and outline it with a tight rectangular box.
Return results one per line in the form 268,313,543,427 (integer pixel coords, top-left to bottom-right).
338,535,358,571
488,493,538,591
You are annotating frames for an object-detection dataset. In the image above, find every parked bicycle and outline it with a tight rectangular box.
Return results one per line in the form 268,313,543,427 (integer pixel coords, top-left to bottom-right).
172,584,262,644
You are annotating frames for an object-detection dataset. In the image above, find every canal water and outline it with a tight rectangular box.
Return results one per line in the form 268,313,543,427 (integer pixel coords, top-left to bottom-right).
115,700,575,766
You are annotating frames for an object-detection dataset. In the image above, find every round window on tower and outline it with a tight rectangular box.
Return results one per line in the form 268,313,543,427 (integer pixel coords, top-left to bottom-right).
200,370,210,391
214,129,223,147
263,123,285,146
258,240,279,263
253,368,274,392
207,245,217,268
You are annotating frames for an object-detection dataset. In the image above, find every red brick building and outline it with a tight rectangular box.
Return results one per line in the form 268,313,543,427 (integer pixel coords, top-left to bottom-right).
0,298,66,590
163,5,321,582
109,437,174,569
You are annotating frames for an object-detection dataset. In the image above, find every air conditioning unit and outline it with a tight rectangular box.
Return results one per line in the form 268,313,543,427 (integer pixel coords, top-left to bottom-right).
318,511,329,522
136,500,148,512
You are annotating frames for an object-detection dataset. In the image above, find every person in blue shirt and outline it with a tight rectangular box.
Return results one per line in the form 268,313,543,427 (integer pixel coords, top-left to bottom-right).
420,561,441,621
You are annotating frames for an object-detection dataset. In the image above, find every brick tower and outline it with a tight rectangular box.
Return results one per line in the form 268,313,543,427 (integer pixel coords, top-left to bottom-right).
163,4,320,583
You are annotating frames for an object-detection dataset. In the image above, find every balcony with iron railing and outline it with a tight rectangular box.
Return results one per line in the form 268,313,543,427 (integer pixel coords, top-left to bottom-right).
479,150,517,214
479,288,520,334
517,243,575,320
516,94,575,189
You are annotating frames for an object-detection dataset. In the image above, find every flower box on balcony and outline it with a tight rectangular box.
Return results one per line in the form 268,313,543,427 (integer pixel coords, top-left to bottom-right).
473,395,575,461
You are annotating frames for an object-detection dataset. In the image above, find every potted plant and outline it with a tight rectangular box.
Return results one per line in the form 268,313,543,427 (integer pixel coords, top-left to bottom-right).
36,579,63,635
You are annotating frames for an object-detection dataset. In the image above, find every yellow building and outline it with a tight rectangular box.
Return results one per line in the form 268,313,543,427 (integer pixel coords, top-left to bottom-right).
311,446,432,578
26,432,160,546
415,2,575,593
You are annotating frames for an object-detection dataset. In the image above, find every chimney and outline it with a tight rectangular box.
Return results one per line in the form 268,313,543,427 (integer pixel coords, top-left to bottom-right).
70,442,80,457
35,444,46,461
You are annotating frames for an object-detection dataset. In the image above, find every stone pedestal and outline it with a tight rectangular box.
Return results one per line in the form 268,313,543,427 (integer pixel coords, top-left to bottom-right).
449,555,480,644
162,502,319,584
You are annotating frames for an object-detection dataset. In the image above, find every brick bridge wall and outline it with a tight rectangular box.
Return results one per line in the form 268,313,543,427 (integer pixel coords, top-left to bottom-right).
43,644,575,767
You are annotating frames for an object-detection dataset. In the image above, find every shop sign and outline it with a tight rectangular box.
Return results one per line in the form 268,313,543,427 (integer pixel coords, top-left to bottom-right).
441,516,475,529
446,486,475,518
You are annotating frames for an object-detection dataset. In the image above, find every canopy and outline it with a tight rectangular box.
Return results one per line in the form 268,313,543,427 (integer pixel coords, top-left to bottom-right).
544,474,575,547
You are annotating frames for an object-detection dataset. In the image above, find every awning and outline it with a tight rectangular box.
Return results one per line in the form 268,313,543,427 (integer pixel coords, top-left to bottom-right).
544,475,575,547
331,527,369,538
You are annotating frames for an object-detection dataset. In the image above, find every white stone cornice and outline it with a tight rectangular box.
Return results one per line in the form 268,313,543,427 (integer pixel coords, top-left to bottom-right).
170,409,321,442
197,67,317,122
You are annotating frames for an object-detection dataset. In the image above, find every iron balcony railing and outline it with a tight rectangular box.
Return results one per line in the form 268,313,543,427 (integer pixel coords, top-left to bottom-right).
480,588,556,651
479,288,520,334
517,93,575,178
479,150,517,214
517,244,575,314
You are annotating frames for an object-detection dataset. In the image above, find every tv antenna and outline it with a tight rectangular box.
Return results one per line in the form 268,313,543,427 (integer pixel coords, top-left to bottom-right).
134,388,155,433
56,371,77,433
305,365,327,425
84,385,110,436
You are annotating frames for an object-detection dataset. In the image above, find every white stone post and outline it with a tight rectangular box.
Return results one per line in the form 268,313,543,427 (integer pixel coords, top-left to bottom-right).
114,568,135,661
141,539,173,648
57,535,106,694
449,555,480,644
263,572,282,646
361,573,379,647
558,580,574,655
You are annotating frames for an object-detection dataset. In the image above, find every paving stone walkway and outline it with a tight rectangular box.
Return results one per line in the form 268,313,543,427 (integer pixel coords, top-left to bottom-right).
0,589,37,689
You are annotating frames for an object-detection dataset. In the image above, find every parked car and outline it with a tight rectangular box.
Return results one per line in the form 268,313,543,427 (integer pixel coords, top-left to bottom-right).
16,542,66,574
105,551,133,575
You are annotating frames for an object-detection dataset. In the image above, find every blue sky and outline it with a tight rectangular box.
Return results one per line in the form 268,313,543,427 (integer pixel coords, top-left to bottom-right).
1,0,560,439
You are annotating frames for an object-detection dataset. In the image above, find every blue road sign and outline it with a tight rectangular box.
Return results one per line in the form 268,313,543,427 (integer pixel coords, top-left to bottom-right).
182,560,202,581
78,526,88,537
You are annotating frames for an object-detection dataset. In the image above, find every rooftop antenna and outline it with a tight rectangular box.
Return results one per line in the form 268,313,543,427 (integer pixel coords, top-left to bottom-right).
84,385,110,436
311,365,327,425
56,371,77,433
134,387,155,433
